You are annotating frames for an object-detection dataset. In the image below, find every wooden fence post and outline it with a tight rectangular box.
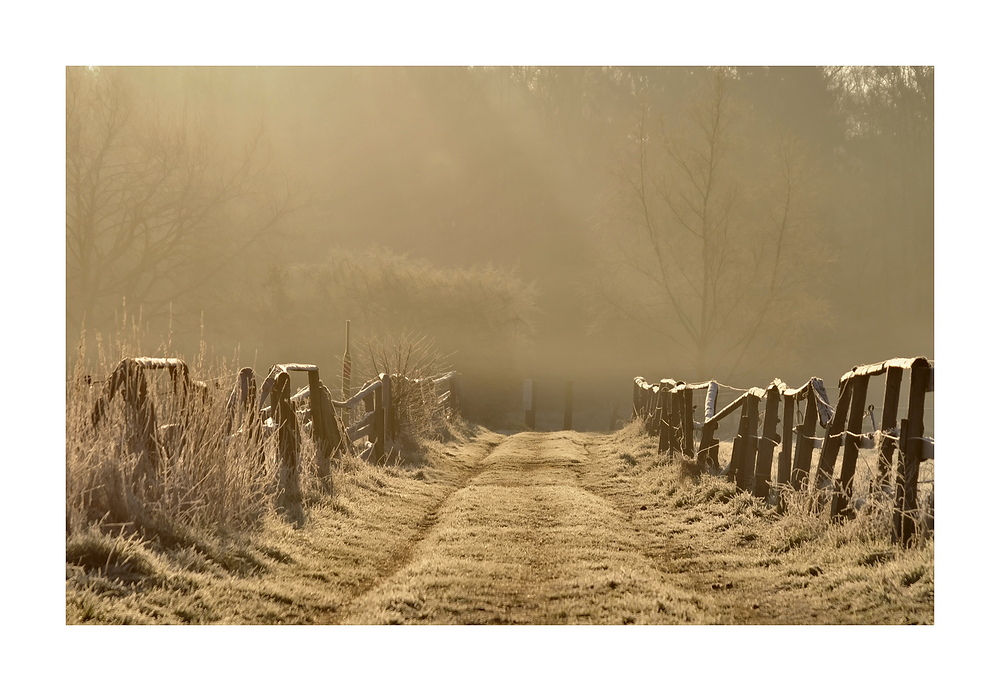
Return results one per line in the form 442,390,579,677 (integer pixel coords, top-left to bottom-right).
831,374,871,518
657,384,670,453
272,371,300,504
730,397,755,488
791,387,819,490
369,380,385,463
682,386,695,458
816,379,852,491
373,374,388,463
753,386,781,499
894,360,931,545
876,366,904,493
697,421,720,471
306,370,332,484
668,385,683,454
777,393,795,486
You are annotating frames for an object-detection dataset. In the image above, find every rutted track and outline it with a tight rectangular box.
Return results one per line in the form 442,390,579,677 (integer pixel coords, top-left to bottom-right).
333,431,704,624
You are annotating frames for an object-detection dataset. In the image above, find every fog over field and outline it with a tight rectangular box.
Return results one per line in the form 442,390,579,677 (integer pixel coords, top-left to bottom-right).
67,66,933,427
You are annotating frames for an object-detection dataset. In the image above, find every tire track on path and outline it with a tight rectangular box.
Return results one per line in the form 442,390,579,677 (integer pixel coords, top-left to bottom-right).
336,431,706,624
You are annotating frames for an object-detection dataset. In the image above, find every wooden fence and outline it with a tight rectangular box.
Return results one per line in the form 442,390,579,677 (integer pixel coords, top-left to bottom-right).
90,355,462,502
632,357,934,545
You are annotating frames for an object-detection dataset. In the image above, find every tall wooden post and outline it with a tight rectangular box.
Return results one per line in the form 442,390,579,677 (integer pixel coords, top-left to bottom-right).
816,379,852,491
682,387,695,457
832,375,871,519
791,388,819,490
669,386,683,454
777,394,795,486
306,370,332,484
738,395,761,492
876,366,903,492
753,386,781,499
657,384,671,453
894,361,931,545
272,372,300,504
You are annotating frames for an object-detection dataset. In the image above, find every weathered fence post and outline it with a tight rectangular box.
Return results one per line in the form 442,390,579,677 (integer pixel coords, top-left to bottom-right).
753,384,781,499
682,386,695,457
657,383,670,452
816,379,852,492
271,371,300,504
738,394,761,492
894,360,931,545
791,386,819,490
668,384,683,454
876,365,904,493
372,374,388,463
777,393,795,486
832,374,871,519
564,381,573,431
306,369,332,484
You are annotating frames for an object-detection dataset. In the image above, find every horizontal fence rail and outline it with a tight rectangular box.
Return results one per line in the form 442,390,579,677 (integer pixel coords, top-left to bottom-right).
632,357,934,546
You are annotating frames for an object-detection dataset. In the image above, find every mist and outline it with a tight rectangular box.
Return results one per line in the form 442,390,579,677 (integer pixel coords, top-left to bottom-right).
66,66,933,429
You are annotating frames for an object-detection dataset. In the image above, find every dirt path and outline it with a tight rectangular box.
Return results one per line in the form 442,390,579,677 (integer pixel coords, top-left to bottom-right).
334,431,705,624
67,425,933,624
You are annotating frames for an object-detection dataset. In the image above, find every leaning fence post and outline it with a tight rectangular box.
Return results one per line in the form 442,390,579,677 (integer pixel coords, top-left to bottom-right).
832,374,871,519
791,386,819,490
816,378,852,492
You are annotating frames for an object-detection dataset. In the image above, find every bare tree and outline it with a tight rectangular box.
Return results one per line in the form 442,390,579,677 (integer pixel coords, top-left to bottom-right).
598,69,830,381
66,67,297,333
